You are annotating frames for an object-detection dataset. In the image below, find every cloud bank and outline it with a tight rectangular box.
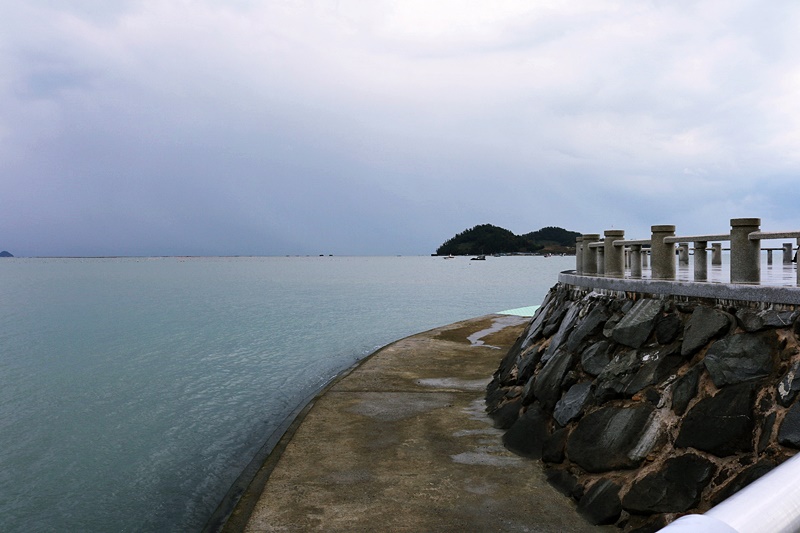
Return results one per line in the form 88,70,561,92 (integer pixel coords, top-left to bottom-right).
2,1,800,255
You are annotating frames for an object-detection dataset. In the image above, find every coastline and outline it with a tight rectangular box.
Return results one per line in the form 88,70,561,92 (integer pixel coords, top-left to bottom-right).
210,313,603,532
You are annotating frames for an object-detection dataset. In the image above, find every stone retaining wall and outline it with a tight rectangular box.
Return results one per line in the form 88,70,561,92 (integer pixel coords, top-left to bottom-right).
486,282,800,532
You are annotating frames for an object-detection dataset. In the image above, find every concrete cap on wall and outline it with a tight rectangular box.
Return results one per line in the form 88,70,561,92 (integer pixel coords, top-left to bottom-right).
731,218,761,227
652,225,676,232
604,230,625,237
582,234,601,240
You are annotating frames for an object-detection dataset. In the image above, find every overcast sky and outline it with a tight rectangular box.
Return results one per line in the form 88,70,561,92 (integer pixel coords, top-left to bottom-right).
2,1,800,256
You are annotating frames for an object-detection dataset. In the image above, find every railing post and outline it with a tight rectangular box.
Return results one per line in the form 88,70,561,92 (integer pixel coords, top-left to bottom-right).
642,249,649,268
730,218,761,284
582,234,600,275
597,245,605,275
651,225,676,280
630,245,642,279
604,230,625,277
575,237,583,274
678,243,690,265
784,243,793,265
767,249,773,265
694,241,708,281
712,243,722,265
797,238,800,285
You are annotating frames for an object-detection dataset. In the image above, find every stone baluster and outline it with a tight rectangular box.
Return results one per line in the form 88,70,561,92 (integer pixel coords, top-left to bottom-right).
576,237,583,274
597,245,605,275
651,225,676,280
712,243,722,265
767,249,773,265
582,234,601,275
730,218,761,284
797,237,800,285
604,230,625,278
784,243,793,265
678,243,690,265
630,245,642,279
642,249,649,268
694,241,708,281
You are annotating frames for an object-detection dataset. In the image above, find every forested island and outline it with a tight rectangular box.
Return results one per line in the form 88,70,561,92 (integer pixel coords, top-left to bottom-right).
435,224,580,256
0,251,13,257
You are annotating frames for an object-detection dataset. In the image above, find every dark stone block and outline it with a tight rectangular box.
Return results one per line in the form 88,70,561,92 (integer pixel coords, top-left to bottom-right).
736,308,797,332
704,333,774,387
710,459,775,506
594,349,640,402
655,312,683,344
778,401,800,448
643,388,661,405
565,304,610,352
485,380,506,411
671,365,702,416
580,340,612,376
519,290,556,349
681,306,730,356
676,383,754,456
778,361,800,407
516,347,542,385
622,453,715,513
542,427,568,463
542,293,572,338
541,303,582,363
545,467,580,499
553,382,593,426
567,404,660,472
502,404,551,458
488,400,521,430
520,375,536,405
623,344,682,396
611,299,662,348
533,348,575,411
578,479,622,525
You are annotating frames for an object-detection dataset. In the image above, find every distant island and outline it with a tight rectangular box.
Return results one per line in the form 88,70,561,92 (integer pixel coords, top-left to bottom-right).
0,251,13,258
434,224,580,256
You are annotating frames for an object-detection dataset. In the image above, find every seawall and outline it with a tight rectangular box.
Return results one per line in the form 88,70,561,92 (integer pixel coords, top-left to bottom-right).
487,281,800,531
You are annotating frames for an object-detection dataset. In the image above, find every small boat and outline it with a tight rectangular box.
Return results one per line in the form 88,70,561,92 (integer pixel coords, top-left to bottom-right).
443,254,455,259
471,255,486,261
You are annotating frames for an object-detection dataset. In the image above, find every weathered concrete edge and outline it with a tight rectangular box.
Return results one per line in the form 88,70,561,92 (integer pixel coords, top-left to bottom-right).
205,314,507,533
559,270,800,305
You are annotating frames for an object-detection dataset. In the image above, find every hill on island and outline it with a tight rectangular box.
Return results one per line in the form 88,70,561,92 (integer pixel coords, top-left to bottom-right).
0,251,13,258
435,224,580,256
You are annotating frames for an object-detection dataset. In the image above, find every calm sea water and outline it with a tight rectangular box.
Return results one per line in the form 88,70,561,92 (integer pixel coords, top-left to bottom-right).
0,255,572,532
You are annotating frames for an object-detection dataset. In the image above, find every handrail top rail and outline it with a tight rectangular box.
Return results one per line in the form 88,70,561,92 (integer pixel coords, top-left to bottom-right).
612,239,651,246
749,231,800,240
664,233,730,243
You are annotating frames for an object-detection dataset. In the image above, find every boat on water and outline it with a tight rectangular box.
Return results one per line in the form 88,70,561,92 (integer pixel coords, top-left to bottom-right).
471,255,486,261
443,254,455,259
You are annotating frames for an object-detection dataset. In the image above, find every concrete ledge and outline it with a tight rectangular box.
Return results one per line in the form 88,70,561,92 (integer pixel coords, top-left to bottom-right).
559,271,800,306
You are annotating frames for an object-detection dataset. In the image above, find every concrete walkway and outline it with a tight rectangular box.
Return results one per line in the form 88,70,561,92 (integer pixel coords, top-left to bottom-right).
223,314,603,532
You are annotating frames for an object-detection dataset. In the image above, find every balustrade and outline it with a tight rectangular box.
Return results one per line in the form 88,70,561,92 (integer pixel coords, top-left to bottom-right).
575,219,800,286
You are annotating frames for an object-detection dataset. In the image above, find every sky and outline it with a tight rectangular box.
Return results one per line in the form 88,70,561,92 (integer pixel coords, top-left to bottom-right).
2,1,800,256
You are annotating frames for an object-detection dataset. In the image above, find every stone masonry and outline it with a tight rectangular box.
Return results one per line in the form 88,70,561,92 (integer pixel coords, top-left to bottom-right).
486,283,800,532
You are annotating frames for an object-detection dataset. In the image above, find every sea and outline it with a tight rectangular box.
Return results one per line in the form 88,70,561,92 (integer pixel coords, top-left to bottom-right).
0,255,573,532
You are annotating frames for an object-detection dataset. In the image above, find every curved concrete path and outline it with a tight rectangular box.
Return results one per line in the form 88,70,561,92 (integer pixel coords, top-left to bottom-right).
224,314,603,532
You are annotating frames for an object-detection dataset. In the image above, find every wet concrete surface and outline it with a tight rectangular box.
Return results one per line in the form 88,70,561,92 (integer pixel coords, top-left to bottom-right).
224,314,608,532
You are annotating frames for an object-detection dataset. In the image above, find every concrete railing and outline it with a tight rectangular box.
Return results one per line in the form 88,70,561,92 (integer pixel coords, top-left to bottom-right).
575,218,800,286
